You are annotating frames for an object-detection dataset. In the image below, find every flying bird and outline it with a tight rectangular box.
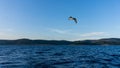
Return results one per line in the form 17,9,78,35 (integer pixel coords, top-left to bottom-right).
68,16,78,24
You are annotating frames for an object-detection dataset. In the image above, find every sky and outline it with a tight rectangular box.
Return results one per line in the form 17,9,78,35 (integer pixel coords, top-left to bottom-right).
0,0,120,41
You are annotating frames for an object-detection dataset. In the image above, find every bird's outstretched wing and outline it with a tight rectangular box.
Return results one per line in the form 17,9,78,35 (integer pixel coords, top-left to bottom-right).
73,18,77,23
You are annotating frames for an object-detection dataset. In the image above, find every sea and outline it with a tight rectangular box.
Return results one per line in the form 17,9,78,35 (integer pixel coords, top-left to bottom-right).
0,45,120,68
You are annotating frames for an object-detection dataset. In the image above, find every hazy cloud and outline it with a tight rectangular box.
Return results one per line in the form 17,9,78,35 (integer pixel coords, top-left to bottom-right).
50,29,70,34
80,32,108,37
49,28,111,41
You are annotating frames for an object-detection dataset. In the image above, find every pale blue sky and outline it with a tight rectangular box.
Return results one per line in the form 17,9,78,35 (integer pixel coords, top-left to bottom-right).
0,0,120,40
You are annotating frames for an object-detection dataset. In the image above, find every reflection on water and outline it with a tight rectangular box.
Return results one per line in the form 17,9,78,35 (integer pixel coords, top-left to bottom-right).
0,45,120,68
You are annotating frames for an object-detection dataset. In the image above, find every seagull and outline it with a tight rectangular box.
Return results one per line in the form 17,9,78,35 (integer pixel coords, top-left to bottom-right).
68,16,78,24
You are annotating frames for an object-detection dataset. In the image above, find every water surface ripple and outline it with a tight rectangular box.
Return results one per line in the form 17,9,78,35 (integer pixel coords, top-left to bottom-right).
0,45,120,68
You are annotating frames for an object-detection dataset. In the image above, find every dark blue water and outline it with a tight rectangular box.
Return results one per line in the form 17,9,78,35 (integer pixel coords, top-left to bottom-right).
0,45,120,68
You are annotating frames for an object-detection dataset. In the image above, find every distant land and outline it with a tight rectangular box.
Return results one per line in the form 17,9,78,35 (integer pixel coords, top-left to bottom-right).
1,38,120,45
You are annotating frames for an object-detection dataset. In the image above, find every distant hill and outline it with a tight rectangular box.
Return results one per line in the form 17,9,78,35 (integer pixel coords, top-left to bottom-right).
1,38,120,45
74,38,120,45
0,38,72,45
